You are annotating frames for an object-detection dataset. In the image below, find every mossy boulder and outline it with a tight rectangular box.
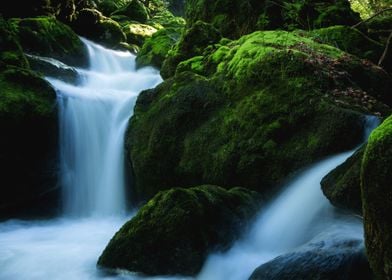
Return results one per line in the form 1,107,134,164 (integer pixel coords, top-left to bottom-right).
361,115,392,279
0,66,59,217
0,17,29,69
309,26,384,65
0,0,91,21
98,185,262,275
321,147,365,214
11,16,87,67
127,30,391,200
73,8,126,48
112,0,149,23
136,27,182,68
184,0,360,39
250,234,372,280
123,22,157,46
161,20,221,78
94,0,128,16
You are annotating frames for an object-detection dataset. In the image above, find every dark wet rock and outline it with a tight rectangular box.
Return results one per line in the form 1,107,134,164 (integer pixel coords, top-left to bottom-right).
98,185,262,275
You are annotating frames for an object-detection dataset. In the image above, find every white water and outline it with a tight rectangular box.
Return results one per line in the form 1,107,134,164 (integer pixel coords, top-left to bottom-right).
197,116,379,280
52,38,162,217
0,40,165,280
0,37,380,280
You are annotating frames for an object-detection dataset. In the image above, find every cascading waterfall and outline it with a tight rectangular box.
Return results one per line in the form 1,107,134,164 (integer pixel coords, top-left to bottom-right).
0,40,164,280
0,36,381,280
48,38,162,216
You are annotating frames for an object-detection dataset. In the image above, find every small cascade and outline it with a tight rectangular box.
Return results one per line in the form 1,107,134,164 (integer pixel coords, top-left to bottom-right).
48,39,162,217
198,116,379,280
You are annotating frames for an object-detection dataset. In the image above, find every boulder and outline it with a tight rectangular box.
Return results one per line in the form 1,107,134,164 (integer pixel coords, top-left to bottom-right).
11,16,88,67
98,185,262,275
0,67,58,217
161,20,221,78
250,234,372,280
136,27,181,68
321,147,365,214
123,22,157,46
309,26,384,65
361,114,392,279
112,0,149,23
73,8,126,48
127,30,391,201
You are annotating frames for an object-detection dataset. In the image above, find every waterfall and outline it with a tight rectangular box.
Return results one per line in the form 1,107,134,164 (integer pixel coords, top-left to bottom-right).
197,116,379,280
48,39,162,217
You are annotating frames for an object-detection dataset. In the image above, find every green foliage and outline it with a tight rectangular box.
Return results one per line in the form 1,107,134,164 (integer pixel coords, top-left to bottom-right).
184,0,360,39
350,0,392,19
98,185,262,275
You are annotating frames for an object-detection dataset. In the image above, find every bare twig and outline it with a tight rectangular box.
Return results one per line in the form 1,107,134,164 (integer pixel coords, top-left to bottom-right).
378,31,392,66
352,7,392,29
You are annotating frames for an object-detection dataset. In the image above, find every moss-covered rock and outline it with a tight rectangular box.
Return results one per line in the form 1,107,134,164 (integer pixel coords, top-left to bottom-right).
184,0,360,39
11,16,87,67
136,27,181,68
98,185,262,275
361,115,392,279
0,66,59,217
0,17,29,69
0,0,91,21
321,147,365,214
309,26,384,65
161,20,221,78
123,22,157,46
112,0,149,23
127,30,391,201
95,0,128,16
73,8,126,48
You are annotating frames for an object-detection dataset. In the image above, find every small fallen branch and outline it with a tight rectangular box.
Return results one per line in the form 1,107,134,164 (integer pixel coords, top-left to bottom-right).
378,31,392,66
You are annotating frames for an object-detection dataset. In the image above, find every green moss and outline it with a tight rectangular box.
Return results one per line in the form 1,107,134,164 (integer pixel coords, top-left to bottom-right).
176,56,205,75
309,25,383,64
161,20,221,78
11,16,87,67
0,17,29,69
0,67,55,117
112,0,149,23
123,23,157,46
0,66,58,214
73,9,126,49
98,185,262,275
136,27,181,68
321,146,365,214
127,29,392,200
361,114,392,279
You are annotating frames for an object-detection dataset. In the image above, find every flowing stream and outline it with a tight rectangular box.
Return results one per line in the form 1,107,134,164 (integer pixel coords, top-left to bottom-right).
0,39,380,280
